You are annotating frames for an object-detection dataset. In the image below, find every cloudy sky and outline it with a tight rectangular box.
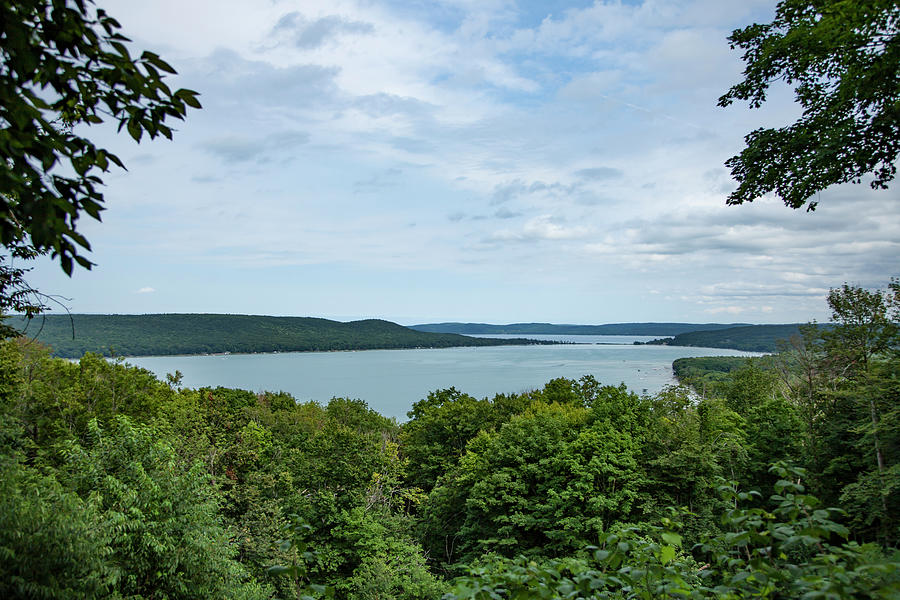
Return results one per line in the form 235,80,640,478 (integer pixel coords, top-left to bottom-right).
27,0,900,325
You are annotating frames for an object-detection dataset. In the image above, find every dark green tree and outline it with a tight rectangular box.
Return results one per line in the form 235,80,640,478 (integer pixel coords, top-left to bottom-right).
822,281,899,375
420,386,651,567
820,282,900,544
401,388,496,494
1,0,199,298
0,456,116,600
446,466,900,600
720,0,899,210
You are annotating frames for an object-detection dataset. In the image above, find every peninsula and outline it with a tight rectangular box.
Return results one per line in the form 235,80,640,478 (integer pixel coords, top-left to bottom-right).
7,314,553,358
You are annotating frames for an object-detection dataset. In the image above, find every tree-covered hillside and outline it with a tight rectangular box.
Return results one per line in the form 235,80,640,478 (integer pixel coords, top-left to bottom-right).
2,281,899,599
8,314,551,358
644,323,806,352
672,355,756,381
411,322,747,335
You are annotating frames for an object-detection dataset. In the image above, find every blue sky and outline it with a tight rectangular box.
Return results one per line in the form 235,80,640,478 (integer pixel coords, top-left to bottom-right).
26,0,900,324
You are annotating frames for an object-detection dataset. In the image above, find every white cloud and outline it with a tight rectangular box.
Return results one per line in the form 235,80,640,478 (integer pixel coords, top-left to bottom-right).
25,0,899,324
136,287,156,294
705,306,746,315
489,215,591,242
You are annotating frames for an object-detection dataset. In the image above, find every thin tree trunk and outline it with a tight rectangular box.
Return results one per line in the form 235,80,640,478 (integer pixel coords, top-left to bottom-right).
868,398,889,530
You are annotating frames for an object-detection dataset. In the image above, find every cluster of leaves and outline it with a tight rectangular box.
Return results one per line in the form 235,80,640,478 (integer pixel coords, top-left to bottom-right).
1,0,200,275
721,0,900,210
447,467,900,599
0,339,444,599
0,245,52,338
402,374,808,577
0,422,265,599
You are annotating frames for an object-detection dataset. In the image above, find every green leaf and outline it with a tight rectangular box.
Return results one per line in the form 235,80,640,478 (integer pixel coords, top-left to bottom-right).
176,89,202,109
111,41,132,60
141,51,178,74
661,532,682,547
126,119,142,142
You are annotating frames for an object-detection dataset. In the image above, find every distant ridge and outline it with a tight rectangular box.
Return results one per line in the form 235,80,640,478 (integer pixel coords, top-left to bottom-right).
6,314,553,358
645,323,807,353
411,322,749,336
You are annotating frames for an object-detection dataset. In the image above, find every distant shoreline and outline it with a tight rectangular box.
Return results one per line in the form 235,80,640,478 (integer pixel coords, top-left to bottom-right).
9,313,559,358
11,314,803,357
112,341,564,360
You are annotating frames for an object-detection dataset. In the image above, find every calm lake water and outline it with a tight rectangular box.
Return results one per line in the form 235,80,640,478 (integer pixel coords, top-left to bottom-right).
125,335,760,420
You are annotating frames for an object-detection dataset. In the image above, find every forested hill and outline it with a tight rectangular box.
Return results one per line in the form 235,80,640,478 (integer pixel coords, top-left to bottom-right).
646,324,807,352
7,314,552,358
411,322,747,335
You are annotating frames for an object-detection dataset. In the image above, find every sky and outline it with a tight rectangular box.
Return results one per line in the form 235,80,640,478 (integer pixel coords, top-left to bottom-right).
26,0,900,325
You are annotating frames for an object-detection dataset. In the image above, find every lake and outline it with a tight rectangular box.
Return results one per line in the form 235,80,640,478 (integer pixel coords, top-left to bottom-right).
124,335,761,420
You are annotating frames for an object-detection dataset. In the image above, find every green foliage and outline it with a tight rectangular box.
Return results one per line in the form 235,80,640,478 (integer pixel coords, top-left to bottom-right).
420,384,651,567
807,281,900,545
821,282,899,374
0,339,444,599
412,322,747,336
57,418,266,600
720,0,900,210
672,356,752,382
10,313,553,357
402,387,497,493
721,362,779,414
642,389,735,544
272,510,447,600
4,346,177,452
447,466,900,599
0,0,200,275
0,456,116,600
742,396,803,492
1,280,898,600
676,280,900,547
0,246,50,334
0,411,267,599
660,324,805,353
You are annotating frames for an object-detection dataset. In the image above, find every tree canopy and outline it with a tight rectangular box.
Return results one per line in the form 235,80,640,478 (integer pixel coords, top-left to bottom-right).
1,280,899,598
720,0,900,210
0,0,199,312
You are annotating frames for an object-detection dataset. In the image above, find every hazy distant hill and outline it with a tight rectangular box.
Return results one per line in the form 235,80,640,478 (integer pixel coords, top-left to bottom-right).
7,314,552,358
410,322,748,336
648,324,806,353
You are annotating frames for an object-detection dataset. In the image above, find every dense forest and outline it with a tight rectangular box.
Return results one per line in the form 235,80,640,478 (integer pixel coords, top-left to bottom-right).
672,355,757,381
7,314,552,358
3,0,898,596
2,282,898,599
412,322,747,336
641,324,807,352
416,322,810,353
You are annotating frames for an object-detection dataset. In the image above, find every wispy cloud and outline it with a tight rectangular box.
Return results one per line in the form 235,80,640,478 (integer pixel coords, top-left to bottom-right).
28,0,898,324
199,131,309,164
272,13,374,49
